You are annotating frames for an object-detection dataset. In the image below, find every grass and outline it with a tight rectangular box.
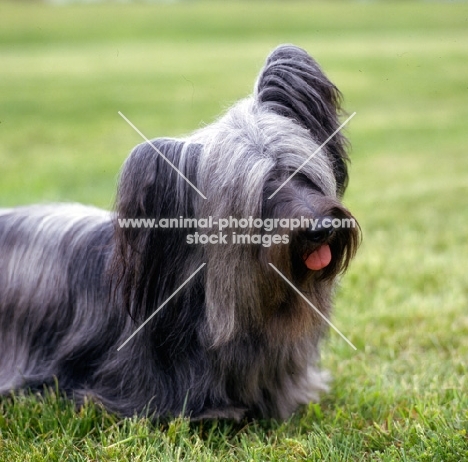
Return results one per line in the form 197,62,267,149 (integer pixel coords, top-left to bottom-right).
0,0,467,460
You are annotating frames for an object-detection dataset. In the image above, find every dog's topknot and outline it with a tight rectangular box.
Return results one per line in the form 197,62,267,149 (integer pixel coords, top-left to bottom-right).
255,44,349,195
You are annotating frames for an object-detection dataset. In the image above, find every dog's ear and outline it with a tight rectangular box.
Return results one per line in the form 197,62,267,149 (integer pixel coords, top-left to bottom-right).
255,44,349,195
116,138,201,221
113,139,203,320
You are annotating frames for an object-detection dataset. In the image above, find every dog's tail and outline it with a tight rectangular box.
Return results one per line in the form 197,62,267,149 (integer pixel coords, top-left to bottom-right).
254,44,349,195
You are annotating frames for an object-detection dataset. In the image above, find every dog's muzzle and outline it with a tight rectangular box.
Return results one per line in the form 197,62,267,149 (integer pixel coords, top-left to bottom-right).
301,216,336,271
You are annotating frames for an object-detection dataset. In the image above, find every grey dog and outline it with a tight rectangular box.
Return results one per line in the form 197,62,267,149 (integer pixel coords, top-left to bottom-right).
0,45,359,420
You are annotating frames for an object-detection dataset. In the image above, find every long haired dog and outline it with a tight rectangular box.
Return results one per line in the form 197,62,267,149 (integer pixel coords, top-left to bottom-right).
0,45,359,420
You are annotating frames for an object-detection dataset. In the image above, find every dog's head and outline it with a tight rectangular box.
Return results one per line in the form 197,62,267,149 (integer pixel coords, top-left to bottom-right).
256,45,358,284
114,45,360,347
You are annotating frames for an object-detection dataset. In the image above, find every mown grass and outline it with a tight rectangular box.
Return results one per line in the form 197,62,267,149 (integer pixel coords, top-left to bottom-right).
0,1,467,460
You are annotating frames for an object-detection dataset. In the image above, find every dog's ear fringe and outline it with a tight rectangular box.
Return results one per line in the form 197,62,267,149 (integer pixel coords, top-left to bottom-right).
255,44,349,196
115,138,201,222
112,139,203,321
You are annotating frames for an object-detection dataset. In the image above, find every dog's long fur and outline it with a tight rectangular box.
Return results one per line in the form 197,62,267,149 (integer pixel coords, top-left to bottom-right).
0,45,359,420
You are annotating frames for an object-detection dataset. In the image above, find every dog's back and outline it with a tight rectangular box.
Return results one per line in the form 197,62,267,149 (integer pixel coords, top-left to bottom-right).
0,205,116,393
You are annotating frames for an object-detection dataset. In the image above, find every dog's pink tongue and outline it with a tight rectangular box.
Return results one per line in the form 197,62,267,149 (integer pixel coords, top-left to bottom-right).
304,244,332,270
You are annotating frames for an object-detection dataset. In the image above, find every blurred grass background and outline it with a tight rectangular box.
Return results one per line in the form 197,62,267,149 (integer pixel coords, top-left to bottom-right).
0,1,467,460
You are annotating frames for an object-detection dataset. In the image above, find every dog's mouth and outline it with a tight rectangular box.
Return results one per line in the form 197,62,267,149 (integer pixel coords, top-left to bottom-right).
300,220,335,271
293,209,360,279
303,244,332,271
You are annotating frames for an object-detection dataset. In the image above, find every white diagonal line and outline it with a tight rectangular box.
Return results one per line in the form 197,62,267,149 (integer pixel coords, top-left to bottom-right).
268,263,357,350
268,112,356,200
117,263,206,351
118,111,207,200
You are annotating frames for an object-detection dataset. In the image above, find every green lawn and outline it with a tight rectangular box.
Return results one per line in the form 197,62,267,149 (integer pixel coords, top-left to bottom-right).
0,1,467,460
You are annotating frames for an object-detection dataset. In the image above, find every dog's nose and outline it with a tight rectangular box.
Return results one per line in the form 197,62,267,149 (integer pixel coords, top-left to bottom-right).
304,219,335,244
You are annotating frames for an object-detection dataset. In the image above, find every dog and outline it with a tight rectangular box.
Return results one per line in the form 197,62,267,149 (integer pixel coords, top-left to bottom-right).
0,44,359,420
